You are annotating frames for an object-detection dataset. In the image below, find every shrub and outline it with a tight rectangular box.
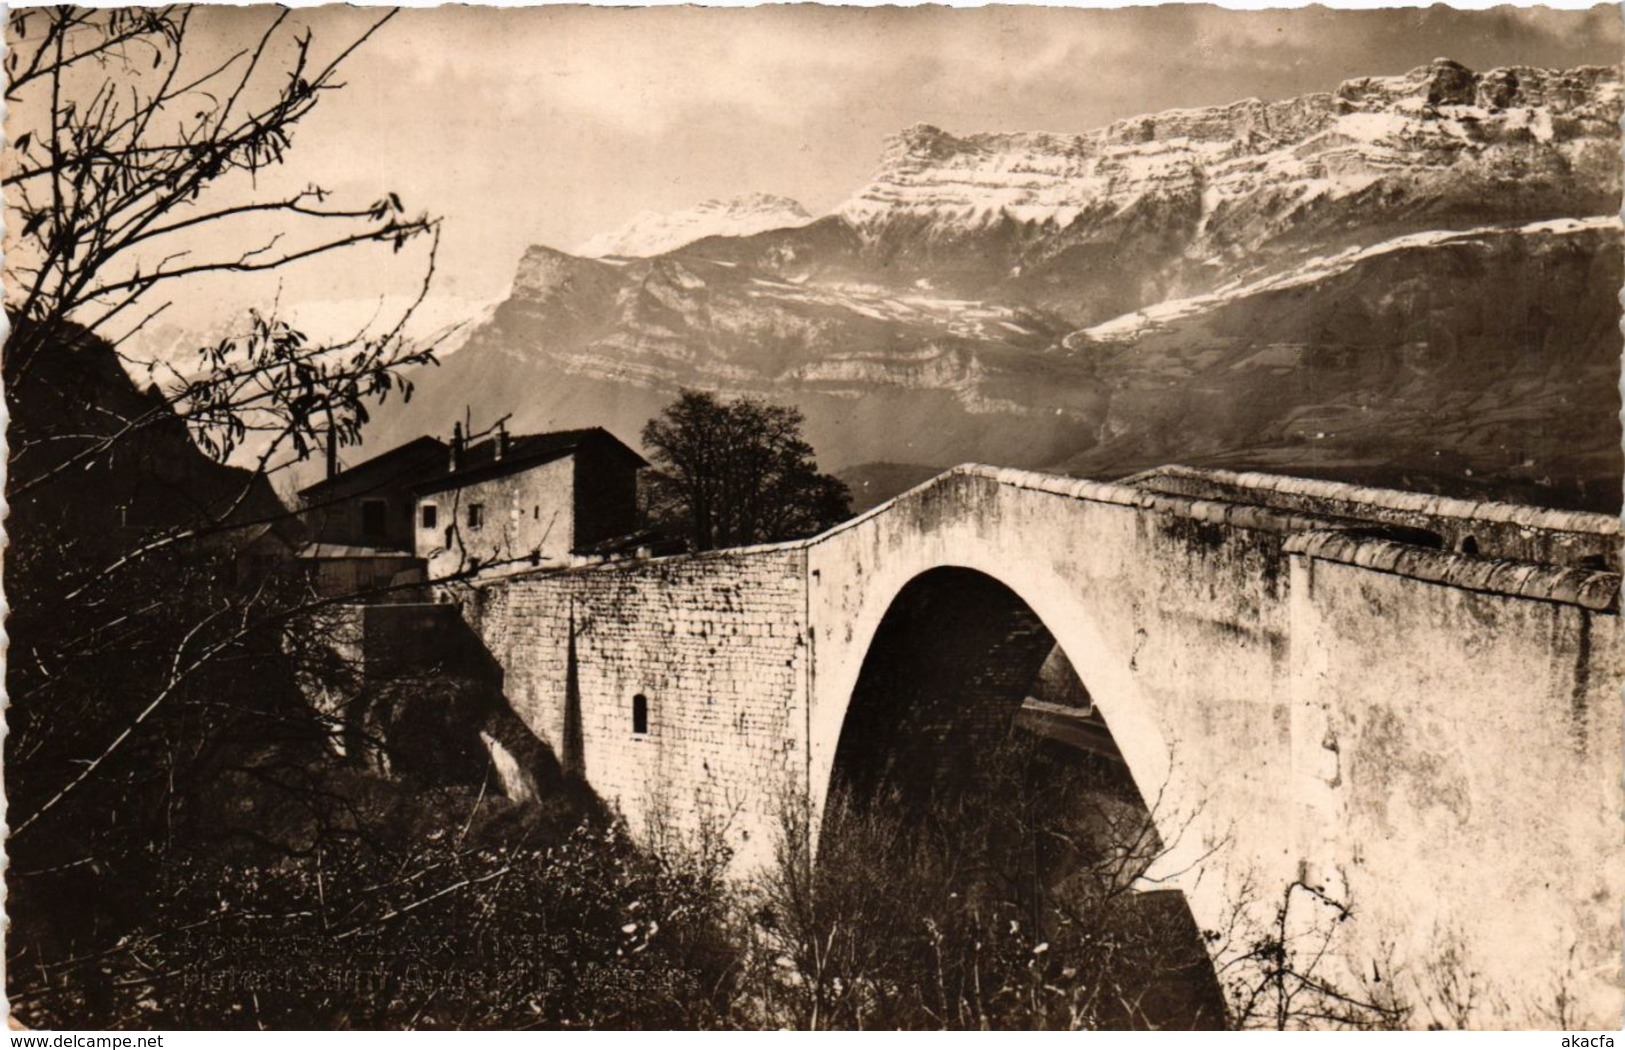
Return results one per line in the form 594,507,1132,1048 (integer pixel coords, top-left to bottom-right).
739,732,1227,1030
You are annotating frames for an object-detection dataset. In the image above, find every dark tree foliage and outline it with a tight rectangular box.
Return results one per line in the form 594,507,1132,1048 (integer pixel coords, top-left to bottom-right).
17,784,740,1030
641,389,852,551
737,729,1408,1031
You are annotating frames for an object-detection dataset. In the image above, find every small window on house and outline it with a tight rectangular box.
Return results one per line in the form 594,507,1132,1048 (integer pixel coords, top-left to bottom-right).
632,693,649,735
1459,535,1480,556
421,503,438,530
361,499,387,539
444,525,455,549
534,506,539,519
468,503,485,529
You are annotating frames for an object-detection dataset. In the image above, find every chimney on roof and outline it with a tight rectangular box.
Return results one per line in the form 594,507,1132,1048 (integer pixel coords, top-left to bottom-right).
495,420,509,460
450,422,464,472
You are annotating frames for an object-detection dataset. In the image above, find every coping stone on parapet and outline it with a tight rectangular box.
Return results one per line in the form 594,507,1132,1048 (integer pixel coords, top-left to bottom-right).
1285,529,1620,611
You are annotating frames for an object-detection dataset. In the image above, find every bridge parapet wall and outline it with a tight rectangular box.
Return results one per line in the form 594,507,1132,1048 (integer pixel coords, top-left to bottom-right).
459,547,810,859
803,464,1623,1026
1287,547,1623,1026
1129,464,1620,568
1285,529,1620,609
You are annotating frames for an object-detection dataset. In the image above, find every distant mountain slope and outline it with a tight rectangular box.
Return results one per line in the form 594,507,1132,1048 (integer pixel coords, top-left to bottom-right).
1059,217,1623,509
367,59,1622,512
6,320,288,558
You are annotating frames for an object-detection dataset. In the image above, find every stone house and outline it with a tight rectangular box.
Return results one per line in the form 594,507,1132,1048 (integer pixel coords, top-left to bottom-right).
296,423,648,586
298,435,450,552
413,426,647,580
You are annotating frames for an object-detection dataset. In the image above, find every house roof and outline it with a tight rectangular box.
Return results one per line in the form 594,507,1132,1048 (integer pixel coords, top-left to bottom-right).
297,542,422,560
298,435,449,499
196,521,299,553
413,427,648,497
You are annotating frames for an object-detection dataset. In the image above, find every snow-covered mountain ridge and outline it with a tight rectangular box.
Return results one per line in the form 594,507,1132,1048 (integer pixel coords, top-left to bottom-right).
838,60,1619,238
577,193,813,258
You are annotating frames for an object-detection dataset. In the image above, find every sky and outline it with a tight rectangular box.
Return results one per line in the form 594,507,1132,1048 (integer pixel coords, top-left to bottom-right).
10,2,1623,345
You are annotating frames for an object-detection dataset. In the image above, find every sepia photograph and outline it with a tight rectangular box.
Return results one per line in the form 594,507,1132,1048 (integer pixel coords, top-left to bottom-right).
3,0,1622,1031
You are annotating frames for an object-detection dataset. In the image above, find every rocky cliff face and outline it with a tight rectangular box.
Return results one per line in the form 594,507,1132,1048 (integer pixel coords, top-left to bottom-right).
368,60,1622,511
842,62,1618,236
829,59,1620,322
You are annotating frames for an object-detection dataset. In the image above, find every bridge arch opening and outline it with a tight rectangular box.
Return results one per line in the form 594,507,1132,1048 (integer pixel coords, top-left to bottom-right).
823,567,1225,1029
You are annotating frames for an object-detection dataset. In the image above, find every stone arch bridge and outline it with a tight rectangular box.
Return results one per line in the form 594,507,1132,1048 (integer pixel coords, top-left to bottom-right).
450,464,1622,1026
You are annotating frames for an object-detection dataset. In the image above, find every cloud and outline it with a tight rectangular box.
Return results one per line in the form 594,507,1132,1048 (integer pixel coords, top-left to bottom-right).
359,7,883,135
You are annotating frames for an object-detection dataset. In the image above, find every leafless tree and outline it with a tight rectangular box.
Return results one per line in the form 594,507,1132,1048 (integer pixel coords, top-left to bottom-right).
4,0,452,826
0,6,469,1027
5,6,438,386
1215,877,1410,1030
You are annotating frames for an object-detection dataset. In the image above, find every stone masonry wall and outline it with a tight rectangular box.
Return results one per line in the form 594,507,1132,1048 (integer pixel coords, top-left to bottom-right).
1288,552,1624,1027
805,470,1305,900
802,465,1622,1027
460,546,810,864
